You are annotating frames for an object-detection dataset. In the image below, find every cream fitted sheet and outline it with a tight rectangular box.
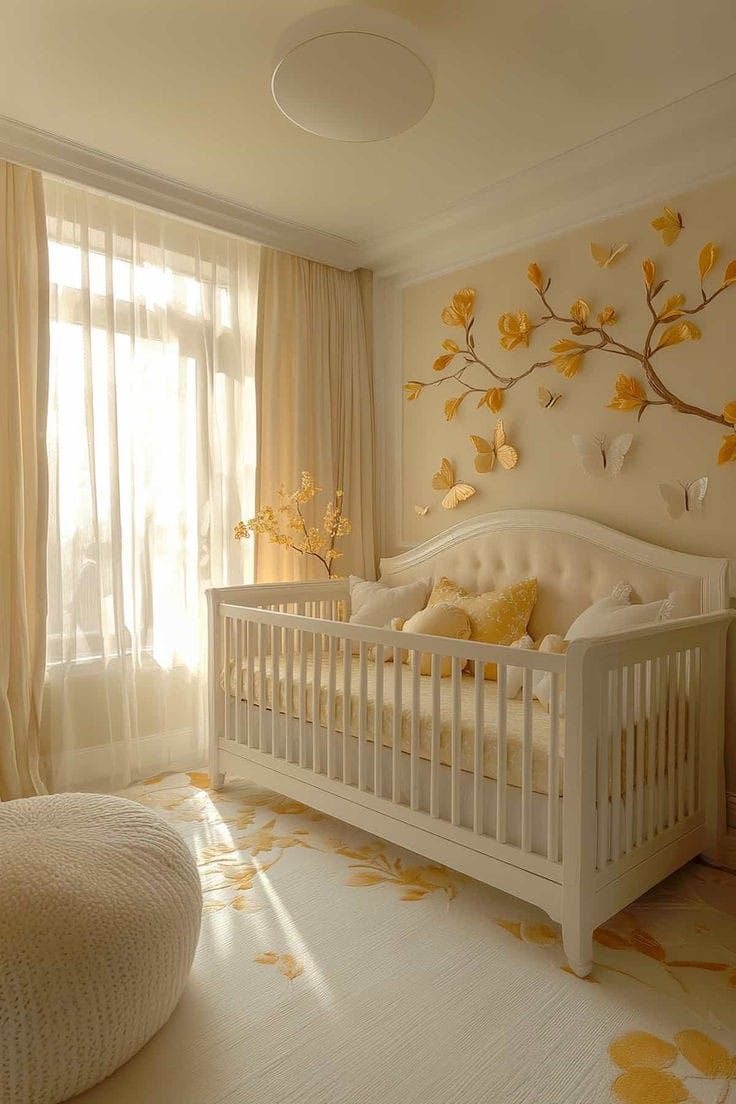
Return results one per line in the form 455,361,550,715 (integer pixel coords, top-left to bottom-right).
232,656,565,797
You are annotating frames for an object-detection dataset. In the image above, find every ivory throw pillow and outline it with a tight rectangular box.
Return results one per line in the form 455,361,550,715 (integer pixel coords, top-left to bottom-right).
393,603,472,676
506,634,567,703
348,576,429,634
427,576,538,679
505,634,535,698
531,635,569,710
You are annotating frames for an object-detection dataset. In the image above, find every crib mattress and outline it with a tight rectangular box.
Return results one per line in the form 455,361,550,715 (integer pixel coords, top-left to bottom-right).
230,655,566,796
226,652,685,799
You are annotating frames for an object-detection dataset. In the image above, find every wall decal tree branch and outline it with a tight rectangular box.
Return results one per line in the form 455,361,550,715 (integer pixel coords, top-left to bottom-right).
404,241,736,465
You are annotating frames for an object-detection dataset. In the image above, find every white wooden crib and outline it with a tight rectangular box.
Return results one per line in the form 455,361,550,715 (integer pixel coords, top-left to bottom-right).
207,509,733,977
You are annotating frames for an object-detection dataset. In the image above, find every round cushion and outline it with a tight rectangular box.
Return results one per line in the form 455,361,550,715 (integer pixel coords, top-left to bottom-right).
0,793,202,1104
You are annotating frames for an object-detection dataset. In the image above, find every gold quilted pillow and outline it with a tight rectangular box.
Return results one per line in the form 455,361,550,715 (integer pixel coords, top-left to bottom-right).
427,576,538,679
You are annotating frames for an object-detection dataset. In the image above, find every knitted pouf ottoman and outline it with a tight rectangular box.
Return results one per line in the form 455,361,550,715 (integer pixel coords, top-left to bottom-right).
0,793,202,1104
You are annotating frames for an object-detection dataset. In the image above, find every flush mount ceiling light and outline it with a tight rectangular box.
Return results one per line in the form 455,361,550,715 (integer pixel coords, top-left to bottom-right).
271,6,435,142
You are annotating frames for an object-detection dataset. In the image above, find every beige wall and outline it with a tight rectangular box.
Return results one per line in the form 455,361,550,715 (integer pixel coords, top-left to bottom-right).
395,173,736,800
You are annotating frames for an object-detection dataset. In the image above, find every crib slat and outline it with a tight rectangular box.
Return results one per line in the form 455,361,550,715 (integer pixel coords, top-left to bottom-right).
521,667,533,853
430,656,441,818
677,651,686,823
271,625,280,756
624,665,635,852
610,667,622,862
687,648,700,815
298,634,307,768
326,635,337,779
234,620,242,745
392,646,402,803
246,622,255,749
451,657,461,827
667,653,677,828
410,654,420,811
646,659,657,840
223,616,231,744
285,628,294,762
657,653,668,834
258,623,267,751
312,630,322,774
635,662,645,847
547,672,560,862
242,619,250,748
374,645,384,797
473,661,484,835
596,670,610,870
358,642,367,791
496,664,508,844
342,640,351,785
296,601,305,660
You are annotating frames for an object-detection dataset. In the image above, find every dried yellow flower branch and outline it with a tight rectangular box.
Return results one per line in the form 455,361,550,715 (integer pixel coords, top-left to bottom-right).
234,472,351,577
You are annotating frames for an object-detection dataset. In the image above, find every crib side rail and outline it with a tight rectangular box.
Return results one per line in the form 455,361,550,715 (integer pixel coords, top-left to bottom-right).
211,598,567,875
564,611,733,913
209,579,350,611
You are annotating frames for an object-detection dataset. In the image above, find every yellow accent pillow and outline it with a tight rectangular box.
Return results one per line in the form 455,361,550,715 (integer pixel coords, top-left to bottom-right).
393,603,472,676
427,576,538,679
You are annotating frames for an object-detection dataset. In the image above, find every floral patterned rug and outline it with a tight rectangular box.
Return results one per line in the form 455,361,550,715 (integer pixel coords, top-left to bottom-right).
75,771,736,1104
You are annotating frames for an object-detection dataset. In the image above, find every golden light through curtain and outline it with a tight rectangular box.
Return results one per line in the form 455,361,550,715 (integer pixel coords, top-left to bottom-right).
0,162,49,800
255,249,376,581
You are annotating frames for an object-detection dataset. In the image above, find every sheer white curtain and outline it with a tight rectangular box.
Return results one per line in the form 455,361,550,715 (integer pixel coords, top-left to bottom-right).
41,178,259,791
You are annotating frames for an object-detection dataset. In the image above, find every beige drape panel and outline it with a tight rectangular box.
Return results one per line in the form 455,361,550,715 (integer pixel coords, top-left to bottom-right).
0,163,49,800
255,249,376,581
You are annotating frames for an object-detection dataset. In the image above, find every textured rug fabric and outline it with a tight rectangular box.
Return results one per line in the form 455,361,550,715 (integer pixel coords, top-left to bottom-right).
73,771,736,1104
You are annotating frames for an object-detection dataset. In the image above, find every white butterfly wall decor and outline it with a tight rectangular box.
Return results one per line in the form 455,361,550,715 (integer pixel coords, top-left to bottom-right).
573,433,633,478
658,477,708,519
431,458,476,510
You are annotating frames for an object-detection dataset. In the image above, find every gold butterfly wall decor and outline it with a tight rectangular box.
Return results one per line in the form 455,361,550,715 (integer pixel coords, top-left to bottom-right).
538,386,562,410
431,458,476,510
470,419,519,473
414,504,429,517
651,206,683,246
590,242,628,268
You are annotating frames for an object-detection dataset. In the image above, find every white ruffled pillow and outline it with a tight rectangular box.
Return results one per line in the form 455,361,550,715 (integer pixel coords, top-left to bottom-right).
534,583,676,715
348,576,430,636
564,583,674,642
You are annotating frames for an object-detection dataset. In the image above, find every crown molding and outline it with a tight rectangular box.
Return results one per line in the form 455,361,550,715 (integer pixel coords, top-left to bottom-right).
362,73,736,283
0,113,361,270
4,73,736,280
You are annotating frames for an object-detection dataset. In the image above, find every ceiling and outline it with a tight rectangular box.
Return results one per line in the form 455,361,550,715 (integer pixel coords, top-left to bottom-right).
2,0,736,256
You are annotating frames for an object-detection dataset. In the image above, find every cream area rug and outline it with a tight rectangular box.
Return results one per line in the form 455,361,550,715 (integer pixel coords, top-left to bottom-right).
73,771,736,1104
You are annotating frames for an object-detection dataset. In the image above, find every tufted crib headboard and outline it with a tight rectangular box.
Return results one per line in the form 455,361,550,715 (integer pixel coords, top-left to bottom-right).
378,510,730,639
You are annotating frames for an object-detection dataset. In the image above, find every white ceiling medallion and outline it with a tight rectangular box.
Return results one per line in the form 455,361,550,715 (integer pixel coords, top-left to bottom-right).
271,6,434,143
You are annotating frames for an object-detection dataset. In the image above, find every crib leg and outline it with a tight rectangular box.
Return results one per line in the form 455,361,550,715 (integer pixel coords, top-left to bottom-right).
209,739,225,791
562,916,594,978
